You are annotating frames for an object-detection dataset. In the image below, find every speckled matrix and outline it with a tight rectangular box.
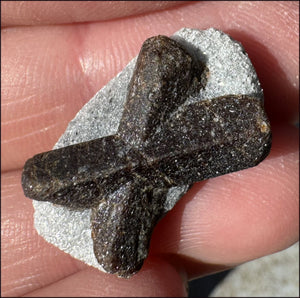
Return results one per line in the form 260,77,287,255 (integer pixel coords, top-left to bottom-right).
22,28,271,278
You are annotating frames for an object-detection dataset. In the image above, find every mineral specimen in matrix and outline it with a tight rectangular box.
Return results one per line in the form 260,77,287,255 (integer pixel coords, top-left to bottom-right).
22,29,272,278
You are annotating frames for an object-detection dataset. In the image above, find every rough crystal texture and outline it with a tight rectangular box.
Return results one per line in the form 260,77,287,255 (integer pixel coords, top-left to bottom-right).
91,182,169,277
24,28,270,277
118,36,202,148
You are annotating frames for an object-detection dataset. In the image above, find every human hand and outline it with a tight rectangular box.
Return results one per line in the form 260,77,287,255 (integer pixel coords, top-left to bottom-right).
2,1,298,296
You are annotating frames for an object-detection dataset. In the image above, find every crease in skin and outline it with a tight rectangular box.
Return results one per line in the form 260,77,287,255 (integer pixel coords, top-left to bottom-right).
3,253,40,270
4,284,33,297
2,105,65,125
2,123,59,144
2,181,20,192
1,94,38,107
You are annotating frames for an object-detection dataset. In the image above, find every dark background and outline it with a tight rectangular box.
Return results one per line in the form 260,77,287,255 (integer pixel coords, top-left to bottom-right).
188,269,232,297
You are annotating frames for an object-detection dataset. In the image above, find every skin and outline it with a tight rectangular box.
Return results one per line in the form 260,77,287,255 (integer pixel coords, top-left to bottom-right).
1,1,299,297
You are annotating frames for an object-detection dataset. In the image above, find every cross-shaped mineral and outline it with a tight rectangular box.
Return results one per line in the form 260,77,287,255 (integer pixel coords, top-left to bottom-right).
22,34,272,278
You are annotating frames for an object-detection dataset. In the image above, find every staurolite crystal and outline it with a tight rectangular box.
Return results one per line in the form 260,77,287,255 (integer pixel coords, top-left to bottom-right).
22,32,272,278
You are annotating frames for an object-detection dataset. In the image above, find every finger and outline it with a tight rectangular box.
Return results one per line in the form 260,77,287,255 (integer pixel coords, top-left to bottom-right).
1,1,187,27
1,171,187,297
2,1,298,172
1,170,86,296
23,259,187,297
150,124,299,279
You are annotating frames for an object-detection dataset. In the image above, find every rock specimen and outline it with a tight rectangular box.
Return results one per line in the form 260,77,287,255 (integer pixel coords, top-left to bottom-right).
21,28,272,278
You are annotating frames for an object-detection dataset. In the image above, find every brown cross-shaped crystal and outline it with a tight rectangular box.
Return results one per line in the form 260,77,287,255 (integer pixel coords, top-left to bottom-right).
22,35,272,278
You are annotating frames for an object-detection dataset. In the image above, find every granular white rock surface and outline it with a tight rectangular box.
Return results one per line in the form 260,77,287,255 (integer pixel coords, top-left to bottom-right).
33,28,263,272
